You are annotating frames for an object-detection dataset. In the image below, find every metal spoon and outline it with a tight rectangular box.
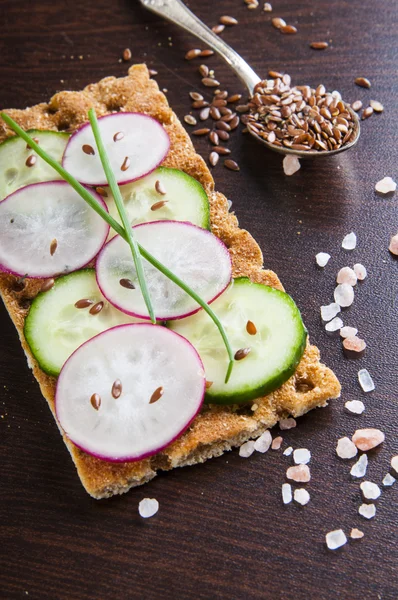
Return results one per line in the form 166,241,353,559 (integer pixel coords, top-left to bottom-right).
139,0,360,158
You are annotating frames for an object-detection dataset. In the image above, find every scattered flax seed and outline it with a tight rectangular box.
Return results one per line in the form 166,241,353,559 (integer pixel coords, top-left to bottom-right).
199,64,209,78
355,77,371,89
310,41,328,49
369,100,384,112
155,180,167,195
227,94,242,103
210,106,221,120
234,347,251,360
202,77,220,88
138,498,159,518
326,530,347,550
149,386,164,404
82,144,95,155
350,453,368,478
90,393,101,410
40,278,55,293
95,186,108,197
113,131,124,142
351,100,363,112
122,48,132,61
350,528,364,540
345,400,365,415
336,437,357,459
239,440,256,457
246,320,257,335
119,278,135,289
286,464,311,482
246,0,259,9
358,503,376,519
49,239,58,256
280,25,297,34
200,49,214,57
389,233,398,255
212,24,225,35
185,48,201,60
111,379,122,399
192,128,210,136
74,298,94,309
120,157,130,171
375,176,397,194
209,151,219,167
294,488,310,505
219,15,238,26
282,483,292,504
272,436,283,450
280,417,296,430
357,369,375,393
224,159,240,171
343,336,366,357
205,381,213,389
151,200,168,211
382,473,396,486
89,301,104,315
263,2,272,11
25,155,37,167
184,114,197,126
26,137,39,149
352,428,384,451
213,146,231,155
362,107,373,120
272,17,286,29
190,91,204,101
199,107,210,120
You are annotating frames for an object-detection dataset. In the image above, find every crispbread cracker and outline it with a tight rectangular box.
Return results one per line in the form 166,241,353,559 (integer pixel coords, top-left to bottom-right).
0,65,341,498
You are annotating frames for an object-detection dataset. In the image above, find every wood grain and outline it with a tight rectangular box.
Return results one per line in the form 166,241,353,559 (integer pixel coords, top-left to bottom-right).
0,0,397,598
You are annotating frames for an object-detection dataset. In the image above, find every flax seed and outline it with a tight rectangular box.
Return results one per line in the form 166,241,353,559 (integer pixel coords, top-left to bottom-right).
212,98,228,108
216,129,230,141
113,131,124,142
40,278,55,293
95,186,108,197
90,393,101,410
184,114,197,126
25,155,36,167
213,146,231,155
280,25,297,34
219,15,238,25
75,298,94,309
272,17,286,29
212,24,225,34
224,159,240,171
199,64,209,77
246,320,257,335
89,301,104,315
227,94,242,103
192,128,211,136
111,379,122,399
210,106,221,120
310,41,328,49
26,137,39,149
149,386,164,404
121,157,130,171
216,120,231,132
200,49,215,57
202,77,220,87
185,49,201,60
362,106,373,119
229,116,240,130
192,100,209,109
200,107,210,120
122,48,132,61
151,200,168,211
190,91,204,102
234,347,251,360
355,77,371,88
119,278,135,289
155,180,167,196
205,381,213,389
370,100,384,112
148,69,158,77
209,131,219,145
49,238,58,256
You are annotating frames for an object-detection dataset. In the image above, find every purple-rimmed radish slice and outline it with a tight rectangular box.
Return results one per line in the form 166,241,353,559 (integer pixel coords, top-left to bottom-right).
0,181,109,278
55,323,205,462
62,113,170,186
96,220,232,320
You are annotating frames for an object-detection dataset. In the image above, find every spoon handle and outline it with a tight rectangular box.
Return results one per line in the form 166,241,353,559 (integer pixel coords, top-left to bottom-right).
139,0,261,95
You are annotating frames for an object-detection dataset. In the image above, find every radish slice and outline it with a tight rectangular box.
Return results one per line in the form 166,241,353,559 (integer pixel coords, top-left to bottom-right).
96,220,232,320
62,113,170,186
55,324,205,462
0,181,109,278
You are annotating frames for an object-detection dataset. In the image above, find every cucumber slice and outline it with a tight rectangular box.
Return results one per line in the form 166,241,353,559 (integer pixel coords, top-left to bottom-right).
0,130,69,200
168,278,307,405
104,167,210,231
24,269,139,377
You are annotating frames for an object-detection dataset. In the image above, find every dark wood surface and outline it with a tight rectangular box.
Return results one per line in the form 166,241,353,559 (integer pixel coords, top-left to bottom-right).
0,1,397,598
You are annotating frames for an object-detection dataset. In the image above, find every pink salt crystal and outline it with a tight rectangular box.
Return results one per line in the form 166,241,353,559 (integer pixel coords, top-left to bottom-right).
350,528,364,540
286,464,311,482
352,428,385,451
353,263,367,280
389,233,398,256
283,155,301,176
343,336,366,357
337,267,357,286
272,436,283,450
280,417,296,430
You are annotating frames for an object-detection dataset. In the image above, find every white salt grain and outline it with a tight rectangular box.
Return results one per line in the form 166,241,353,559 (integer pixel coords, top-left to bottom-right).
342,232,357,250
325,317,344,332
294,488,310,505
337,267,357,286
350,453,368,478
283,446,293,456
282,483,292,504
358,369,375,392
321,302,340,322
360,481,381,500
358,503,376,519
345,400,365,415
382,473,396,487
283,155,301,176
293,448,311,465
353,263,367,280
389,233,398,256
280,417,296,430
334,283,355,307
138,498,159,518
340,326,358,338
336,437,357,459
391,455,398,473
326,529,347,550
350,528,364,540
375,176,397,194
239,440,256,458
254,430,272,453
272,436,283,450
316,252,331,267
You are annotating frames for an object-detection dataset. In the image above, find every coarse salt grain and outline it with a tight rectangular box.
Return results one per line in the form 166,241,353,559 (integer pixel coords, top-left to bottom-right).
280,417,296,430
293,448,311,465
360,481,381,500
283,155,301,176
282,483,292,504
350,528,364,540
389,233,398,256
334,283,355,307
316,252,331,267
352,428,385,451
325,317,344,332
353,263,367,280
272,436,283,450
286,464,311,482
337,267,357,286
340,326,358,338
382,473,396,487
239,440,256,457
358,503,376,519
342,232,357,250
326,529,347,550
343,336,366,355
391,455,398,473
358,369,375,392
283,446,293,456
375,176,397,194
294,488,310,505
345,400,365,415
321,302,340,322
254,430,272,453
350,453,368,478
138,498,159,518
336,437,357,459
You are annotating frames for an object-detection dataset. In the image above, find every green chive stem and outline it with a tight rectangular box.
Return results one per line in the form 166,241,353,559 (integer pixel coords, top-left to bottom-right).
0,112,234,383
88,109,155,323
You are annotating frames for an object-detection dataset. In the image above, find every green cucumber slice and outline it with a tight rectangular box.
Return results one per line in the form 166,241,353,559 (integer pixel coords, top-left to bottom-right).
24,269,139,377
168,278,307,405
104,167,210,231
0,130,69,201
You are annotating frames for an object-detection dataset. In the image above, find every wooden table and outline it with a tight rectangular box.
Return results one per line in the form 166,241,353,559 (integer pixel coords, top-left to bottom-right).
0,1,397,598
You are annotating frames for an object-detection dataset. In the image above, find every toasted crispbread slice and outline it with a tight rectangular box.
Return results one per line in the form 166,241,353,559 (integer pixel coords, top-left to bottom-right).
0,65,341,498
